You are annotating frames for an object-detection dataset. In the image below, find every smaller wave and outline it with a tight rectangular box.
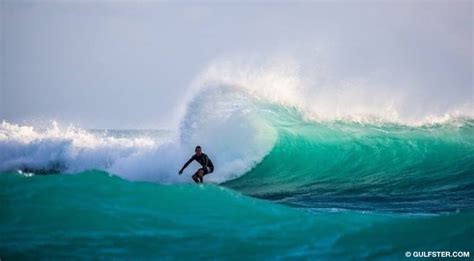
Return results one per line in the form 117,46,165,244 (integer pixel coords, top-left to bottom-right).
0,121,156,174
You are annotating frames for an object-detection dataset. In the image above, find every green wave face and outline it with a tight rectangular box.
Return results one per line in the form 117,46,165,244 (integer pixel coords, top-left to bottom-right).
1,171,473,259
225,105,474,213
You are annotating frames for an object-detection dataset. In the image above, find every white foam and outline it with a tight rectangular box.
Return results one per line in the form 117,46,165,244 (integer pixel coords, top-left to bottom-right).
0,86,277,183
107,86,277,183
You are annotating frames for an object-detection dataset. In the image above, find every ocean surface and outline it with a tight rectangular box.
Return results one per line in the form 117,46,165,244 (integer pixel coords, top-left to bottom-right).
1,85,473,259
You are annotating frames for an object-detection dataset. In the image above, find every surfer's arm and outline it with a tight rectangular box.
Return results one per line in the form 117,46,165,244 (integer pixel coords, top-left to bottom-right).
180,156,195,172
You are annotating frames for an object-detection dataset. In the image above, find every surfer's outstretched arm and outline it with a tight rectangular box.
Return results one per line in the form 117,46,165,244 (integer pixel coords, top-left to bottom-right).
179,156,195,174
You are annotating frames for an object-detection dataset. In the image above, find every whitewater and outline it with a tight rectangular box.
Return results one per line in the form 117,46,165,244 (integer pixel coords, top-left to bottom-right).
1,60,473,259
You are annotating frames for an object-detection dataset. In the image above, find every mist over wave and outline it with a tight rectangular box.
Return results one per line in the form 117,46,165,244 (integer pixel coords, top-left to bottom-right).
195,56,473,125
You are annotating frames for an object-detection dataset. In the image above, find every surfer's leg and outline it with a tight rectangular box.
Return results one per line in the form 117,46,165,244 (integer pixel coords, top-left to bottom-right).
192,173,200,183
197,169,204,183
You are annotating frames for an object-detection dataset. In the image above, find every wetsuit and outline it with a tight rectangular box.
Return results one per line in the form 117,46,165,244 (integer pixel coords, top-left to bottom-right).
180,153,214,175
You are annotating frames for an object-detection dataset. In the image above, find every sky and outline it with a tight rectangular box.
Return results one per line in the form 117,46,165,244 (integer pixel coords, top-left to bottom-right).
0,0,472,129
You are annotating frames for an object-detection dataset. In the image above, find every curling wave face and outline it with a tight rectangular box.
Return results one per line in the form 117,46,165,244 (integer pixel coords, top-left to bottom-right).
224,111,474,213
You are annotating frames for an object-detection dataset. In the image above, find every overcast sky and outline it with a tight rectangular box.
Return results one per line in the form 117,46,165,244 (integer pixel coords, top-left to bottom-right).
1,0,472,129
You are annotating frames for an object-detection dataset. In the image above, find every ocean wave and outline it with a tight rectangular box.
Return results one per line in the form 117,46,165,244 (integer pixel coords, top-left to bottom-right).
1,58,473,189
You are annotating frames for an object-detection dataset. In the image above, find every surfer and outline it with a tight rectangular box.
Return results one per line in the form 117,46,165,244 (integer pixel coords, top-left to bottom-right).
179,146,214,183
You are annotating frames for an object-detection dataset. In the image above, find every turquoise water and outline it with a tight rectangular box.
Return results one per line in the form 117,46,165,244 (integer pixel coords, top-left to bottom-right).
1,118,474,259
1,170,473,259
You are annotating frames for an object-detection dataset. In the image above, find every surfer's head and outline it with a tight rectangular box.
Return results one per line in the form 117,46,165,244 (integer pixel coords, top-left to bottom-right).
195,146,202,156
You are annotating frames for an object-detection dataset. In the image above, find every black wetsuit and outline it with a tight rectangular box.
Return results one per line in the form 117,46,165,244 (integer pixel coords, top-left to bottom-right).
181,153,214,175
